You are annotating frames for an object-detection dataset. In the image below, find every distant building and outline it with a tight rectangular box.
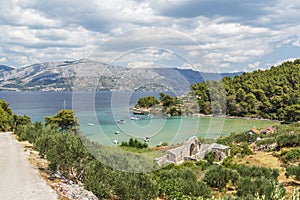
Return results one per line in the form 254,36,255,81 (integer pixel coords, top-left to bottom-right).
261,125,277,134
245,127,260,135
155,136,230,166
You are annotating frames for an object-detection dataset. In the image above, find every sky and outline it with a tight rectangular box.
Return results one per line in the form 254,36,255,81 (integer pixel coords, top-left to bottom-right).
0,0,300,72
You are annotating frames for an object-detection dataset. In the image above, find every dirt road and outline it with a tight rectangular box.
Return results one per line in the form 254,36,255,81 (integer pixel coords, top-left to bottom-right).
0,132,57,200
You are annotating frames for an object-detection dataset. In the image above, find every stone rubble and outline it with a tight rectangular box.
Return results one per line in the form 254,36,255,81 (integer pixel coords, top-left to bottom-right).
48,171,98,200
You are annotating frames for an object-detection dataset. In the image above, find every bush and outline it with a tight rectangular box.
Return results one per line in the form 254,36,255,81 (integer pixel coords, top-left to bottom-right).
204,166,239,190
236,177,285,199
280,148,300,163
236,165,279,180
157,168,211,199
121,138,148,149
285,164,300,181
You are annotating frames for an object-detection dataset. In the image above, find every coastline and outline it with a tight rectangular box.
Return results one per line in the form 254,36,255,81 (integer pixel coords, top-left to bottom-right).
132,106,279,122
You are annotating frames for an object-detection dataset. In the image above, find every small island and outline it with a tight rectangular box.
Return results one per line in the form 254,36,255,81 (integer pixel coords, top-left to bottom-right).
133,92,199,116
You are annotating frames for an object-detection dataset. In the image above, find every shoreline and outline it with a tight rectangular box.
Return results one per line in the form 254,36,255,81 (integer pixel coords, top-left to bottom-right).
131,106,279,122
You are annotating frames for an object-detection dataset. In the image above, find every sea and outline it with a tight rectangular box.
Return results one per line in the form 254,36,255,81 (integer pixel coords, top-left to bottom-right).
0,91,274,146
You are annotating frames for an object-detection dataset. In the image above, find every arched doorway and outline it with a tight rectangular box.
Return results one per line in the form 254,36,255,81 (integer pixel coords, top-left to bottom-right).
190,143,196,156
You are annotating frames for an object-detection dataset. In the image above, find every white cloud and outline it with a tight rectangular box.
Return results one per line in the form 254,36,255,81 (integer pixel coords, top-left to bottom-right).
248,61,260,69
0,57,7,63
188,51,200,58
219,63,230,68
0,0,299,73
271,58,297,67
127,61,156,68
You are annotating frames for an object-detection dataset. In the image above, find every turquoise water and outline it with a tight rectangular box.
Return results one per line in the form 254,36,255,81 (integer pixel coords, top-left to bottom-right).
0,91,275,146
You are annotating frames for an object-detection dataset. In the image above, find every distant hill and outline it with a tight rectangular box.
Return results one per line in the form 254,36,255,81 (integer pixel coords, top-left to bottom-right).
0,65,13,72
0,59,241,92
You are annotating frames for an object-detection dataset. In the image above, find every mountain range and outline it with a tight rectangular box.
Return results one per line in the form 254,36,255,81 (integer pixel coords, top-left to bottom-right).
0,59,241,91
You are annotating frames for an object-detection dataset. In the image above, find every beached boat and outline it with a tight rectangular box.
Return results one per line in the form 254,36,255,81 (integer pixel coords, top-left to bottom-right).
133,110,145,115
113,139,119,144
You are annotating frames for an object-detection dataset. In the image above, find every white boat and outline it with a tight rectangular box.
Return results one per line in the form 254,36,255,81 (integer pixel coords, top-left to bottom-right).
130,116,139,120
88,123,95,126
144,136,150,142
117,119,125,124
113,139,119,144
115,131,120,134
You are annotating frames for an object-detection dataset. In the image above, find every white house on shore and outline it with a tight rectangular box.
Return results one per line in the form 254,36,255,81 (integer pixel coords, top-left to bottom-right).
155,136,230,166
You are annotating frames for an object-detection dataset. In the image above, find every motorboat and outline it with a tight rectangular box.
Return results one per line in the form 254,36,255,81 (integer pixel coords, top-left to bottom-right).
117,119,125,124
130,116,139,120
144,136,150,142
133,110,145,115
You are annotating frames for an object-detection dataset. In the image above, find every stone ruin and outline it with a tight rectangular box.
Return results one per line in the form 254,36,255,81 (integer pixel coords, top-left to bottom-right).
155,136,230,166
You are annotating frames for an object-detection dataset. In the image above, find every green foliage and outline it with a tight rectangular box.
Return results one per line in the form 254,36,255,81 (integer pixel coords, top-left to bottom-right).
121,138,148,149
280,148,300,163
0,99,12,115
157,168,211,199
217,132,257,145
36,131,89,175
0,99,13,131
159,93,179,107
204,166,239,190
191,60,300,121
15,121,44,142
45,109,78,132
222,156,236,168
276,134,300,148
235,164,279,180
11,114,31,129
15,117,157,199
204,151,215,164
112,172,158,200
286,163,300,181
236,177,285,199
240,143,253,157
0,107,11,131
83,160,112,199
136,96,159,108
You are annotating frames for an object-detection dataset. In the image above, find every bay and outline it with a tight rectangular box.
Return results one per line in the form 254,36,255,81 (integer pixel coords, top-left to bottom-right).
0,91,276,146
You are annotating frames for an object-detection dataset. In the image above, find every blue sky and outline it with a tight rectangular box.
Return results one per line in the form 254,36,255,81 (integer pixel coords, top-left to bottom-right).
0,0,299,72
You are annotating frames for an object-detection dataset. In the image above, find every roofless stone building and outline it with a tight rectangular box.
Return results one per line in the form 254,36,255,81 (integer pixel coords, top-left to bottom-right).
155,136,230,166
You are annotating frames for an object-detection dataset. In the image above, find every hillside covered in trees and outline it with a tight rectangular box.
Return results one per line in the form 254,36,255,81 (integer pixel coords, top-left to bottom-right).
191,59,300,121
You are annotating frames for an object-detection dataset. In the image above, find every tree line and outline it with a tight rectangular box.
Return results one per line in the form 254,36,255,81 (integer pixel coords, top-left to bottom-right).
191,59,300,122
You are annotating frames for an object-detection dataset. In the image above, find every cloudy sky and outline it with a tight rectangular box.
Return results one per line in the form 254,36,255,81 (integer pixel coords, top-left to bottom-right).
0,0,299,72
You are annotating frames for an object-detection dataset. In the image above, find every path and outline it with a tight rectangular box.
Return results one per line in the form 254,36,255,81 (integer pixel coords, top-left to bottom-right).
0,132,57,200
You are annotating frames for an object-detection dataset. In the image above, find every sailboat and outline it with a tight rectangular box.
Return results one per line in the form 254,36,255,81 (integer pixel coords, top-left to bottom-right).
62,100,67,110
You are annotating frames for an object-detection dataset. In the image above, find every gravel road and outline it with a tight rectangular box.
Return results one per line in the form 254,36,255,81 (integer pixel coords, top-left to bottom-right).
0,132,58,200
